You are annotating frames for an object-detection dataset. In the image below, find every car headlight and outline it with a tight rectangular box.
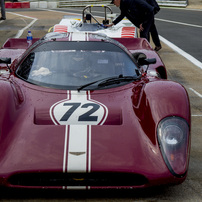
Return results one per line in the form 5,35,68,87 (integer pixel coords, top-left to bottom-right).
157,117,190,177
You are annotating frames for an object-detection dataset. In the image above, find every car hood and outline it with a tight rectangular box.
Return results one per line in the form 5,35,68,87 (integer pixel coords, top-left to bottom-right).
0,78,189,187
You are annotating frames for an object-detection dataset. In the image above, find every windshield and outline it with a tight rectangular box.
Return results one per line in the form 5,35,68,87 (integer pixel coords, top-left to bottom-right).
16,41,139,90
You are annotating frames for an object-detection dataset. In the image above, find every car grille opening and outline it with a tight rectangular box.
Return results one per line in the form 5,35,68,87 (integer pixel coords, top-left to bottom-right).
8,172,148,187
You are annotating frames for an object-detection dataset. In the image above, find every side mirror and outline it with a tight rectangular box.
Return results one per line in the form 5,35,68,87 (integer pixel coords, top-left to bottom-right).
140,58,156,66
0,58,11,64
132,52,156,66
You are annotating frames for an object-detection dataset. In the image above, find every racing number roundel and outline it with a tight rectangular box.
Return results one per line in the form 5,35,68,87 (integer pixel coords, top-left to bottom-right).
50,91,108,125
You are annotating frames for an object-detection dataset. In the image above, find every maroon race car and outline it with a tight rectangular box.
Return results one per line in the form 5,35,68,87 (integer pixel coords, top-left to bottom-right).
0,32,191,189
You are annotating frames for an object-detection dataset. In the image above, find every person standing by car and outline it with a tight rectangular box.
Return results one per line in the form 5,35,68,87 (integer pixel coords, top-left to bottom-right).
0,0,6,20
145,0,161,51
107,0,161,51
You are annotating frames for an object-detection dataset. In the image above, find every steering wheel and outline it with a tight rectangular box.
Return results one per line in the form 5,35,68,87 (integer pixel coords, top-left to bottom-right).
73,66,101,79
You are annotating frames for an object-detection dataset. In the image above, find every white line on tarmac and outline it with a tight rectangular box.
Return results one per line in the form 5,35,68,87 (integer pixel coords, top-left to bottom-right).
156,17,202,70
159,35,202,70
189,88,202,98
190,87,202,117
41,8,82,15
189,88,202,117
156,18,202,28
7,12,38,38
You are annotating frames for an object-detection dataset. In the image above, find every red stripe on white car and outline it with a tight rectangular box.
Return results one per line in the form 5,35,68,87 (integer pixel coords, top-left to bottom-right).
53,25,68,33
121,27,136,38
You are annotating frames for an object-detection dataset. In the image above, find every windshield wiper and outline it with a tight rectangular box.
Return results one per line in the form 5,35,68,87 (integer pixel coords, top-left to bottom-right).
97,75,137,87
77,74,137,92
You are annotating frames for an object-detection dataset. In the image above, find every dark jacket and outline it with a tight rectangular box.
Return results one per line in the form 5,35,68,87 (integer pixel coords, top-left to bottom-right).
113,0,154,28
145,0,160,14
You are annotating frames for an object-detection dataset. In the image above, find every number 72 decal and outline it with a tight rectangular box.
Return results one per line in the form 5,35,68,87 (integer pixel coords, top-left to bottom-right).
50,91,108,125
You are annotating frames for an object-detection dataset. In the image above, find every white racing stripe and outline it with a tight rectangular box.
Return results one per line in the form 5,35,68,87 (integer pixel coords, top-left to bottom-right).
63,125,91,190
71,32,87,41
63,125,69,173
64,125,91,190
67,125,89,172
61,91,90,190
63,91,90,190
50,90,108,189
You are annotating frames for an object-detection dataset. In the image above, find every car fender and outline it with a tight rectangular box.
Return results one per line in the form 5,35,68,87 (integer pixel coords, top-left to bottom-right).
0,78,24,124
133,80,190,129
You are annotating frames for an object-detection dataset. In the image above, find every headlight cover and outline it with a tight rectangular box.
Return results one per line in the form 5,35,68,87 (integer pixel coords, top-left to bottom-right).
157,117,190,177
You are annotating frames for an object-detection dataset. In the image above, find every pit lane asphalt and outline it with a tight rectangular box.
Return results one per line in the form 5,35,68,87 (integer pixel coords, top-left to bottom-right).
0,8,202,201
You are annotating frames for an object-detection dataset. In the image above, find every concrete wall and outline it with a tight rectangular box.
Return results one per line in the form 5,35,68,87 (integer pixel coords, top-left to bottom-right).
188,0,202,5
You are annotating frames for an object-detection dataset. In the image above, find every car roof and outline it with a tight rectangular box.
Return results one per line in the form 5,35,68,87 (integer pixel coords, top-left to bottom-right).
37,32,132,55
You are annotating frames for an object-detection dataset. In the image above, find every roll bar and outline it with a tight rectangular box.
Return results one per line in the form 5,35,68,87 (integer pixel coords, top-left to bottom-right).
82,5,113,23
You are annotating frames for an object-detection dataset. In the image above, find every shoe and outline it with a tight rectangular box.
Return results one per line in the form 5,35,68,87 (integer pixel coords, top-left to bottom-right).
154,46,162,51
0,17,6,20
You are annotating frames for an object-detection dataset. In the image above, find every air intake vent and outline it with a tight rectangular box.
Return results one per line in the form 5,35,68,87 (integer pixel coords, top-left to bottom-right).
8,172,148,187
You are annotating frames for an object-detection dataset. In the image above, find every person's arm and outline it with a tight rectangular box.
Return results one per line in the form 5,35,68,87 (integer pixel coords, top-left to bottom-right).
105,23,114,27
105,12,125,28
112,12,125,25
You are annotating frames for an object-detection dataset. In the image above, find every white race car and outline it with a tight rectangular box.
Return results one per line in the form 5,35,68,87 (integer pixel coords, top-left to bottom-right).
51,5,137,38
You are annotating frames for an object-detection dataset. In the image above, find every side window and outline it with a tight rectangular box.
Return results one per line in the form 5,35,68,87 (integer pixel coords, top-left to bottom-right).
17,53,35,80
